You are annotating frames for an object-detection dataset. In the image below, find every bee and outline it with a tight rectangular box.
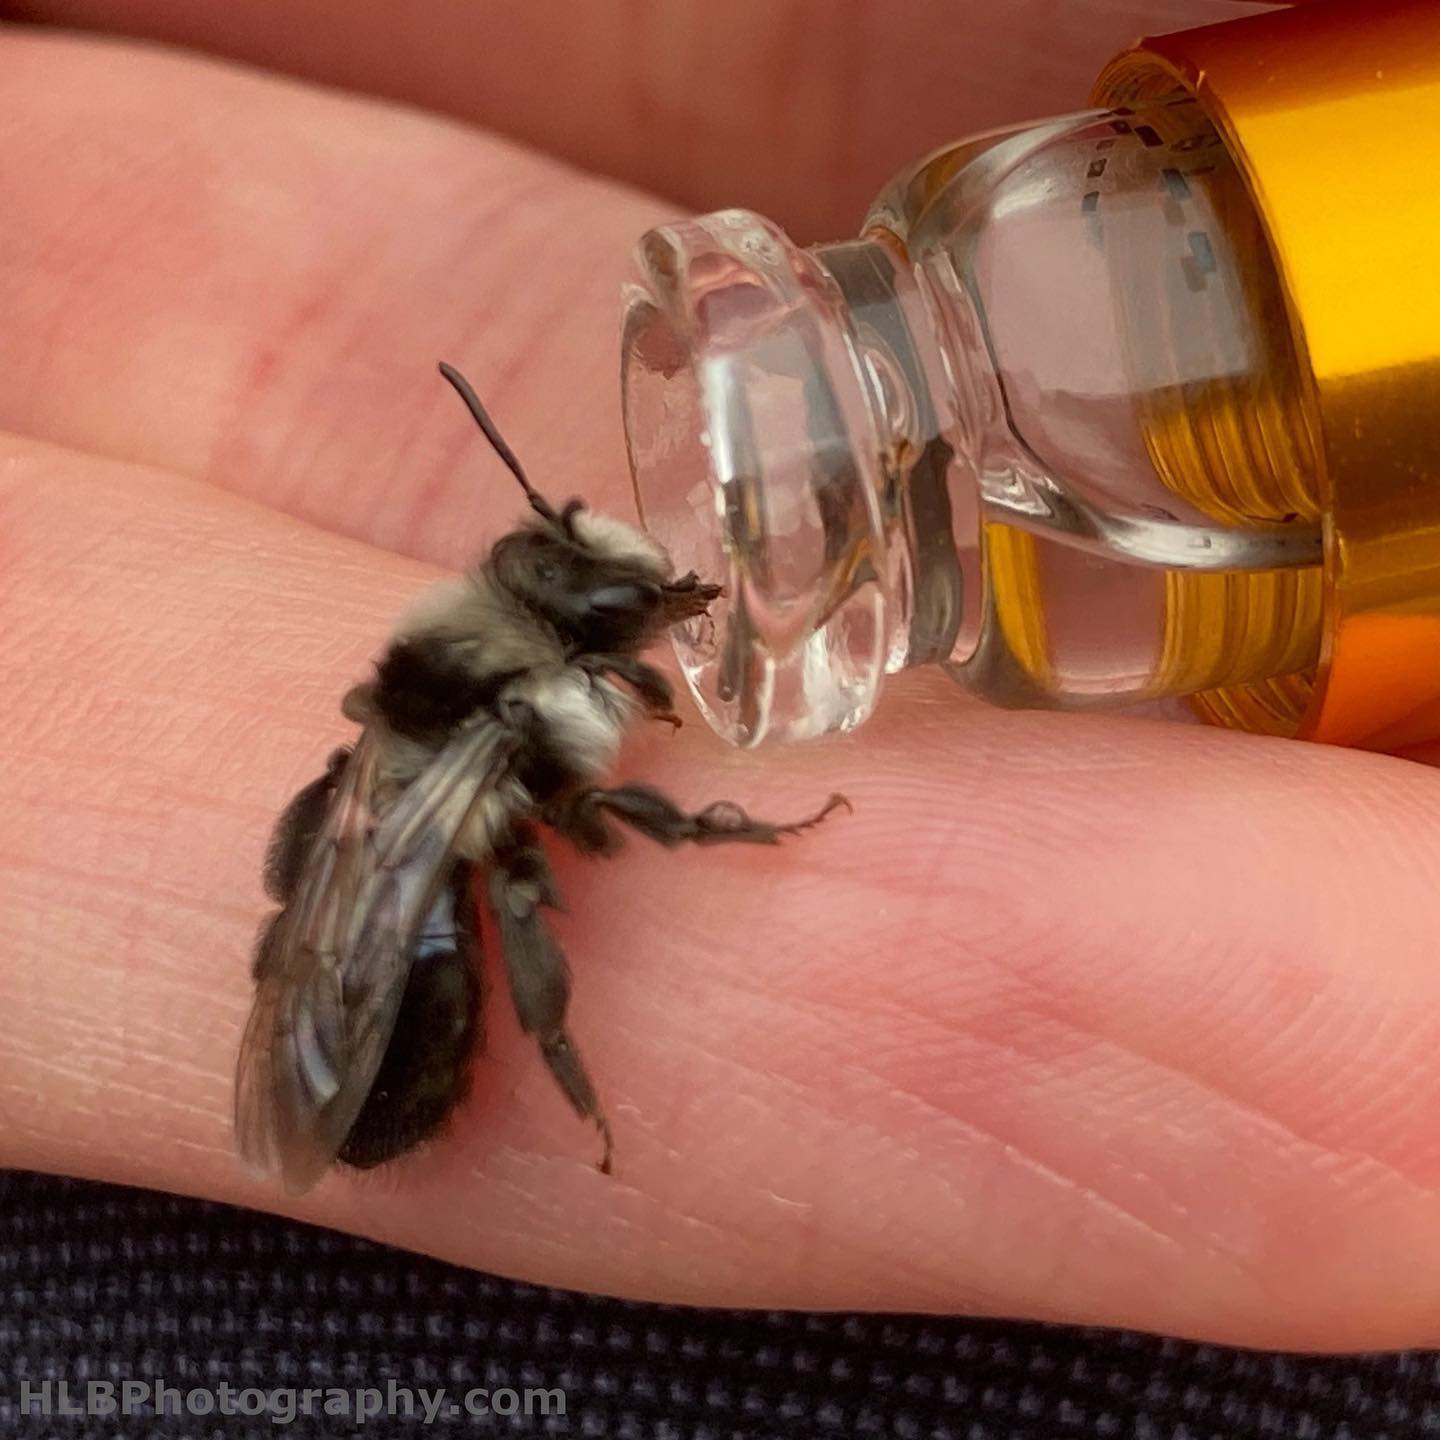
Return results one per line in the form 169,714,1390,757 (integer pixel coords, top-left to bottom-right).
234,363,848,1195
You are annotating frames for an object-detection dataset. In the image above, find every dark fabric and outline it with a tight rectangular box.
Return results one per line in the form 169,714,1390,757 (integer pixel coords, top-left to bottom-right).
0,1169,1436,1439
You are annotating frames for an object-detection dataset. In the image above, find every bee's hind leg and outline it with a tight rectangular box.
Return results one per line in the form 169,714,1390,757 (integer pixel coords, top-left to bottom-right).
487,823,614,1174
552,784,850,851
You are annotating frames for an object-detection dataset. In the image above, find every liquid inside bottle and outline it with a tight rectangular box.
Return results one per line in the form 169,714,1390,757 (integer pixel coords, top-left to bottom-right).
622,98,1324,746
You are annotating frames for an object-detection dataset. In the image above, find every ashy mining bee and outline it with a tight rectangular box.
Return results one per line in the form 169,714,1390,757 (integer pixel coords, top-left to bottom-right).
234,363,847,1194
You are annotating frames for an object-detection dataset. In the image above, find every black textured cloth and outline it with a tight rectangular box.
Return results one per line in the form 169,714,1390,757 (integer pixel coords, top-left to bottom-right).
0,1170,1436,1438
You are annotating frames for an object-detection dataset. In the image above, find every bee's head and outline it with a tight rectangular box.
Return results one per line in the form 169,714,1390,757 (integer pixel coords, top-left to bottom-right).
491,515,718,654
435,361,718,654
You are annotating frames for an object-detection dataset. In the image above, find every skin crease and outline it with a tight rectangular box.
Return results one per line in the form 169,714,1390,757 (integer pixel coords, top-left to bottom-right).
7,3,1440,1353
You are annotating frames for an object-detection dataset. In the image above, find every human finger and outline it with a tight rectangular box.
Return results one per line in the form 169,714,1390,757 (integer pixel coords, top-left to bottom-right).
0,27,664,566
7,432,1440,1350
4,0,1290,239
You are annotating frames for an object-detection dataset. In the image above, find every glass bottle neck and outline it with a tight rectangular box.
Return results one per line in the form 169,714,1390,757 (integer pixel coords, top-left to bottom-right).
810,230,1324,725
805,237,979,677
811,228,1327,628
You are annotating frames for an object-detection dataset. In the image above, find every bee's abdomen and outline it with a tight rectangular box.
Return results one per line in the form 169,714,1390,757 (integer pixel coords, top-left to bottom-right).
338,871,482,1170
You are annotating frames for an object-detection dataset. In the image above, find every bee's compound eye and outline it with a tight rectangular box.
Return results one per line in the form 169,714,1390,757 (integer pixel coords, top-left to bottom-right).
590,582,659,614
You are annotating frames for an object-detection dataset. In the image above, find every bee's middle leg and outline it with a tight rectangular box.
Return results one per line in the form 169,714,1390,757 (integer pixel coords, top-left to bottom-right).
550,784,850,852
487,823,613,1174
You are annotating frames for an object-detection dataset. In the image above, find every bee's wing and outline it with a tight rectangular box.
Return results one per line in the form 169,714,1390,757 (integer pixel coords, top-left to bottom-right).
234,716,516,1194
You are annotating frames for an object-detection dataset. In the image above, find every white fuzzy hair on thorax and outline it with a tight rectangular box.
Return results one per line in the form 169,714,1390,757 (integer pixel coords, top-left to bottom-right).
567,510,672,577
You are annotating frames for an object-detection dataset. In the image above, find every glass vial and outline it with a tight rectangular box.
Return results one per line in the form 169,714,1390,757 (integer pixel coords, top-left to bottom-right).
622,93,1325,748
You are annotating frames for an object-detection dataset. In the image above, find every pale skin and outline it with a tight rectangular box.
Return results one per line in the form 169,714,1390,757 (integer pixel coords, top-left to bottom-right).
6,0,1435,1353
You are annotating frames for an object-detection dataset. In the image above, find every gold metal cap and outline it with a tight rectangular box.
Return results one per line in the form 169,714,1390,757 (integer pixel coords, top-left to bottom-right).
1095,0,1440,750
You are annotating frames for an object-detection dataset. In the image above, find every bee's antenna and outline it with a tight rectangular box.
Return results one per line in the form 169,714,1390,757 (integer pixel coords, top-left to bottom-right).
437,361,562,526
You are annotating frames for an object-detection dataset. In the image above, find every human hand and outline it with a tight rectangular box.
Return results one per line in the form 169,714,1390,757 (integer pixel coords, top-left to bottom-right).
9,0,1433,1354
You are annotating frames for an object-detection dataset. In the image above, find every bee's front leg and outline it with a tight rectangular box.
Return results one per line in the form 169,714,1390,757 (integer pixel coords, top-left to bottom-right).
578,654,682,730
